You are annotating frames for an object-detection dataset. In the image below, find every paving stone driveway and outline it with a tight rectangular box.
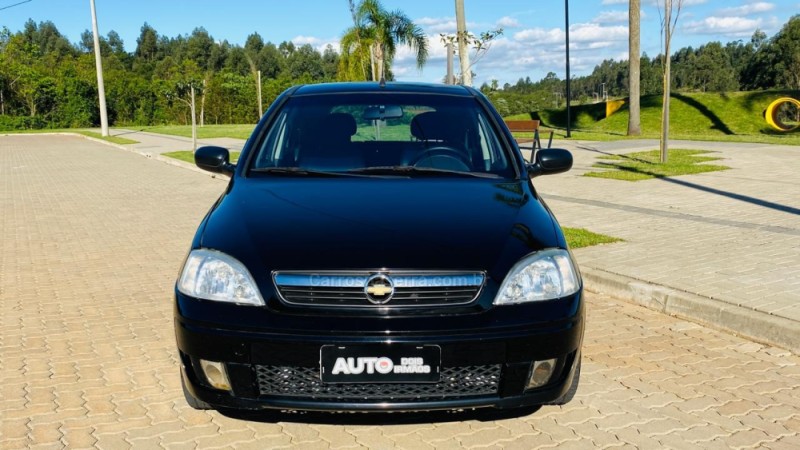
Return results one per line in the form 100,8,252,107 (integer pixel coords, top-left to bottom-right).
1,135,799,449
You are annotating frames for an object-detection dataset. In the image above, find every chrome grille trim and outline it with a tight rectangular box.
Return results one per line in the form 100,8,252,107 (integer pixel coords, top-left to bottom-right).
272,271,485,308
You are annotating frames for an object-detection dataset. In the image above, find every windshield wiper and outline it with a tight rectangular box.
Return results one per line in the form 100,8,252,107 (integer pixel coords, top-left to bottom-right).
250,167,357,177
345,166,498,178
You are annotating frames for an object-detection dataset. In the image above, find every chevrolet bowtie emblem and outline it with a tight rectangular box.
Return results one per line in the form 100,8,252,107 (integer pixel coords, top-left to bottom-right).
364,274,394,304
366,283,392,297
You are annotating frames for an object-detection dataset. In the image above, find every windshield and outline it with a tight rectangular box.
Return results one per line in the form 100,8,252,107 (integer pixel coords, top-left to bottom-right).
249,93,515,178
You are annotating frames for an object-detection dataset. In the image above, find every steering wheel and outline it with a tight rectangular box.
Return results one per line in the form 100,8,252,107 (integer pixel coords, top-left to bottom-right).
410,146,472,171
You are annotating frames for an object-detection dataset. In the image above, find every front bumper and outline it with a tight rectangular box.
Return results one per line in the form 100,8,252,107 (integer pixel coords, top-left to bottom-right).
176,298,583,412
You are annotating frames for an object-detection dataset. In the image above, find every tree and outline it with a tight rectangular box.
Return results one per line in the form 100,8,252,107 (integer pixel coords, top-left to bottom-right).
440,28,503,84
640,54,662,95
256,43,285,79
658,0,684,163
22,20,75,59
106,31,125,56
627,0,641,135
691,42,737,92
770,15,800,89
339,0,428,81
322,45,340,80
244,32,264,55
135,23,159,62
186,27,214,71
287,44,324,80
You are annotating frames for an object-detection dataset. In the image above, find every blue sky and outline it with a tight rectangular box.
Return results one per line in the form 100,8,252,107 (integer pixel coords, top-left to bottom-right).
2,0,798,86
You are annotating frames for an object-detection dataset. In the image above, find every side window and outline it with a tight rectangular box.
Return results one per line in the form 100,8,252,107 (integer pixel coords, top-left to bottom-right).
476,113,508,171
255,111,288,168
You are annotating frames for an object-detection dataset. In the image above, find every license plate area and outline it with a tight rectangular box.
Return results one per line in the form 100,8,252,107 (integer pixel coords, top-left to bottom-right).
320,344,441,383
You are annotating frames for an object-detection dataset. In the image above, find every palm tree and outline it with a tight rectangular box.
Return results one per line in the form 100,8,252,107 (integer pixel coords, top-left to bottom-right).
339,0,428,81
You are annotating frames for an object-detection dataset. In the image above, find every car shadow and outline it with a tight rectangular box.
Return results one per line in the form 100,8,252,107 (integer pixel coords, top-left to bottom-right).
218,405,542,425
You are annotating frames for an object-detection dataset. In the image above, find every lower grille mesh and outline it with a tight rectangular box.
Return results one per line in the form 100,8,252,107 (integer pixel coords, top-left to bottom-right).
255,365,501,401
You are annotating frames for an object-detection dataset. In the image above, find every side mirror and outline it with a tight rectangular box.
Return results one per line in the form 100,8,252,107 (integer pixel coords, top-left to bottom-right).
195,146,235,175
527,148,573,178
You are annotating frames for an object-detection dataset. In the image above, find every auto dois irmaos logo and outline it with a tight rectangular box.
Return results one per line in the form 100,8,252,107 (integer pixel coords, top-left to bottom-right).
330,357,431,375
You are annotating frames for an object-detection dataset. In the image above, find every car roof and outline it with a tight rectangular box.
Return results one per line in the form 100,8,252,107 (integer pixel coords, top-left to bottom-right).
291,81,477,97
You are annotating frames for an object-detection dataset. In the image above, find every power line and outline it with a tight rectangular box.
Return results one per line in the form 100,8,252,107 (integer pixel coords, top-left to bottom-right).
0,0,33,12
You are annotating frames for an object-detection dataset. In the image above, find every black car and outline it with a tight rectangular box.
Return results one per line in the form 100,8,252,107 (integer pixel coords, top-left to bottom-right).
175,82,583,412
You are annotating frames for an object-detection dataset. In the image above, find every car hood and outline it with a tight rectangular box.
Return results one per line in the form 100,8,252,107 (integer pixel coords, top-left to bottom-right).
200,178,559,278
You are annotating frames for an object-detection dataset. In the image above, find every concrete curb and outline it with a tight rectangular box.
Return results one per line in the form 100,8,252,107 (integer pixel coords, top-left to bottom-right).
20,132,231,182
582,267,800,353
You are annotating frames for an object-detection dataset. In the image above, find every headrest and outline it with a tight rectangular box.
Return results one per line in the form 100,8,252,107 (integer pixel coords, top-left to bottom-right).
322,113,357,138
410,111,460,142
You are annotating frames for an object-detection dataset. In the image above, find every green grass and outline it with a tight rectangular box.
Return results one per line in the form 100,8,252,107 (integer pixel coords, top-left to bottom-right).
75,130,139,145
584,149,730,181
162,150,241,164
509,90,800,145
563,227,623,249
138,124,255,140
354,124,412,141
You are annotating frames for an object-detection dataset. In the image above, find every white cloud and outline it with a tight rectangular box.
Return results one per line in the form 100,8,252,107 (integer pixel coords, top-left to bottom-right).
601,0,626,4
496,16,521,28
683,16,763,36
513,23,628,45
292,35,322,45
569,23,629,42
644,0,706,5
718,2,774,16
416,16,458,34
593,11,629,24
513,27,564,44
391,15,632,86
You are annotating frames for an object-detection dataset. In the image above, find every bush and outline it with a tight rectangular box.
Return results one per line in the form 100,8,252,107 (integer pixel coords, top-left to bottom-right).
0,115,47,131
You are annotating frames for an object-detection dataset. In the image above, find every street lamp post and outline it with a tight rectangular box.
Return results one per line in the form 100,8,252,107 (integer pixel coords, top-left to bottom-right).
89,0,109,137
565,0,571,138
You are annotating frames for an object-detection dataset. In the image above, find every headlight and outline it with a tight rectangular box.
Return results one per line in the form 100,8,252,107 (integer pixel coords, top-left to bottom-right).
177,249,264,306
494,249,580,305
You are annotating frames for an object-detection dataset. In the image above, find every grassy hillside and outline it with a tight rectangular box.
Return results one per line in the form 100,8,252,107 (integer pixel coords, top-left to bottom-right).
508,90,800,145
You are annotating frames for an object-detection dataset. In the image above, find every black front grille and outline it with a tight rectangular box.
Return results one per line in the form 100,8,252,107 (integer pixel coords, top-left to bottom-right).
277,285,482,307
272,272,485,308
255,365,501,401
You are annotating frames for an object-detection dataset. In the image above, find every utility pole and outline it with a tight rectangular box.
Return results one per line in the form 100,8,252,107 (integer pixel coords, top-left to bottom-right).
455,0,472,86
89,0,109,136
627,0,641,135
564,0,571,138
446,42,454,84
256,70,263,117
190,85,197,151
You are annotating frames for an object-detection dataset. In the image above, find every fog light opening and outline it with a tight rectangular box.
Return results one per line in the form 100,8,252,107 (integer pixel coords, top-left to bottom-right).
200,359,232,391
526,358,557,390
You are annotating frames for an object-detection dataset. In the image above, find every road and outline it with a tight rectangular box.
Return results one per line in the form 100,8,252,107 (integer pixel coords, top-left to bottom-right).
1,135,798,449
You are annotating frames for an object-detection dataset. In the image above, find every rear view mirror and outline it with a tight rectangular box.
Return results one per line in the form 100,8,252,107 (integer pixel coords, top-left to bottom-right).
527,149,573,178
195,146,235,175
363,105,403,121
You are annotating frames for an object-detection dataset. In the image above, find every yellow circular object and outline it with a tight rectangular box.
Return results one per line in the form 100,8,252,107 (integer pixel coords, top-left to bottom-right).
765,97,800,132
